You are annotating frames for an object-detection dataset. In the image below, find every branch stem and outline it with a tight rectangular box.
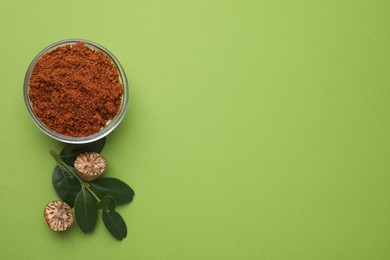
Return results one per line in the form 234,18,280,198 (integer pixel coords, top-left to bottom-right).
50,150,101,203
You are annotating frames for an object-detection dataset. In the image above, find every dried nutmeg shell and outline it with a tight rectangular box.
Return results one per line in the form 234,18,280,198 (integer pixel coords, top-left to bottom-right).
44,201,73,231
74,152,106,181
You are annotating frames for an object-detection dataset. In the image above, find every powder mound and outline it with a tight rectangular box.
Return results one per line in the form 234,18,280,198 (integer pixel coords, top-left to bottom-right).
28,42,123,137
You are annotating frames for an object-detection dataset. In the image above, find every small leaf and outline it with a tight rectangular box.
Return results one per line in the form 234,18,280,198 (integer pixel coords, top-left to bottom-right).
90,177,135,205
102,210,127,240
74,188,98,233
99,195,116,211
52,164,81,207
60,137,106,165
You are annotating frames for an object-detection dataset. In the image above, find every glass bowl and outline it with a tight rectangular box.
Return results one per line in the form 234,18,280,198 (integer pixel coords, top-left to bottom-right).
23,39,129,144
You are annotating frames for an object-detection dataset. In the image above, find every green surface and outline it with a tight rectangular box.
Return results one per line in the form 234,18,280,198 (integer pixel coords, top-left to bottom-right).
0,0,389,259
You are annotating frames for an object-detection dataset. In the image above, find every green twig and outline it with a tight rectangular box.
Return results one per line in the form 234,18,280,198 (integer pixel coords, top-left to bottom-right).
50,150,101,203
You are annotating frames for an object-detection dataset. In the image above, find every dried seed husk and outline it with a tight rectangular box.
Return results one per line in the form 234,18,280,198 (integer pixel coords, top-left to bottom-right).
74,152,106,181
44,201,73,231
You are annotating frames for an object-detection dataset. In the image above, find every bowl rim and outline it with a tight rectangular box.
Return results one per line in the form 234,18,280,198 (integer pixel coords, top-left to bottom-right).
23,39,129,144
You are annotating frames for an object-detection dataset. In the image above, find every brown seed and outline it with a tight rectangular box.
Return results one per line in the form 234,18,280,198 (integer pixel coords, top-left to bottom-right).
74,152,106,181
44,201,73,231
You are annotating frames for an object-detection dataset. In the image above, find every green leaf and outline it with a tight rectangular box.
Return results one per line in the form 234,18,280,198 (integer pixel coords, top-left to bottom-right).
52,164,81,207
99,195,116,211
74,188,98,233
90,177,135,205
60,137,106,165
102,210,127,240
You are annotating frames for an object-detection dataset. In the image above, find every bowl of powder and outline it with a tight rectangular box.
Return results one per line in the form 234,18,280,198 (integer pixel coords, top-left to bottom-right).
24,39,129,144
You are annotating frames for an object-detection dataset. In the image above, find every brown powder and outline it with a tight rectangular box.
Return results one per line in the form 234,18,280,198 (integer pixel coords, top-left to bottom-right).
28,42,123,137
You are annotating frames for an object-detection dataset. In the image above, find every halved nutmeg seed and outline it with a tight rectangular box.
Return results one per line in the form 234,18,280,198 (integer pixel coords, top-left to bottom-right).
44,201,73,231
74,152,106,181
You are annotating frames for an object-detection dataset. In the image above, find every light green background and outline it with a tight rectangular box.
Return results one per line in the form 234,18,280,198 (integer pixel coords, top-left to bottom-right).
0,0,389,259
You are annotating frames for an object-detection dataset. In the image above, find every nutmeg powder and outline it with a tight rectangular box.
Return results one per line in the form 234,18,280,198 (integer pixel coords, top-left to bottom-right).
28,42,123,137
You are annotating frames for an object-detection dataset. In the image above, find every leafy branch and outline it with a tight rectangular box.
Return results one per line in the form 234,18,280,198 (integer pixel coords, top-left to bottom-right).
51,151,101,202
47,137,134,240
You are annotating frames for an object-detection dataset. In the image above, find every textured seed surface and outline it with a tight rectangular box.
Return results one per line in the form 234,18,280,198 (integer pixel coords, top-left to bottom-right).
44,201,73,231
74,152,106,181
